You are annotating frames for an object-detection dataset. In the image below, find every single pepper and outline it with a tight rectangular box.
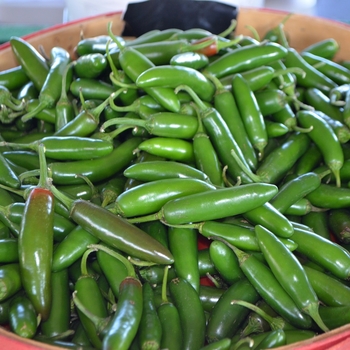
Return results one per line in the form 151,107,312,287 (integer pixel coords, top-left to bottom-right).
49,179,174,264
21,47,71,122
0,66,29,91
255,224,328,332
10,36,49,91
18,144,54,321
297,109,344,187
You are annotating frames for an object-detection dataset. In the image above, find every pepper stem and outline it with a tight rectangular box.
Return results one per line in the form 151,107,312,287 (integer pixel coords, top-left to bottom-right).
100,117,145,133
231,300,286,330
175,85,207,111
230,148,262,183
87,243,136,277
304,302,329,332
72,290,110,334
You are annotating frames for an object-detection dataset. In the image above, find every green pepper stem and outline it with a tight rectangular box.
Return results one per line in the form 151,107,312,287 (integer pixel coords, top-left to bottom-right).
273,67,306,80
230,337,254,350
161,265,171,303
48,184,74,210
230,148,262,183
218,19,237,38
245,25,260,42
80,248,96,276
100,117,145,133
127,256,157,267
21,101,46,122
127,211,162,224
18,169,40,184
304,302,329,332
175,84,207,111
109,72,138,89
87,243,136,277
107,22,125,51
72,290,110,334
231,300,286,330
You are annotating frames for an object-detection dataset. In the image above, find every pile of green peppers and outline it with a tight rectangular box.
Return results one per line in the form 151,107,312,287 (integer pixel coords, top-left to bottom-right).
1,16,350,350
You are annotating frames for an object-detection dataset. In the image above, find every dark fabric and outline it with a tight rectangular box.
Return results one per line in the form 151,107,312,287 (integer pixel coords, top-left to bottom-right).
122,0,238,37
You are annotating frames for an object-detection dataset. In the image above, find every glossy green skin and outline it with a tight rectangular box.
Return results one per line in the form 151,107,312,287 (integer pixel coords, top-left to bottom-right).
232,74,268,153
9,295,37,339
170,51,209,70
283,47,337,94
40,269,70,337
74,53,108,79
303,265,350,307
302,38,339,59
294,143,323,176
307,183,350,209
206,279,260,342
70,199,174,265
0,263,22,302
20,135,114,160
292,227,350,280
138,137,195,164
213,87,258,172
118,46,181,113
136,65,215,102
209,240,245,285
169,277,206,350
96,249,128,298
255,225,319,315
25,99,56,124
254,88,287,117
204,42,288,79
158,301,183,350
18,188,54,321
38,47,71,108
297,110,344,182
0,238,18,263
75,276,108,349
0,66,29,91
138,282,162,350
10,36,49,90
102,277,143,350
301,211,330,240
70,78,115,100
319,305,350,330
116,178,215,217
0,153,20,189
256,132,310,184
162,183,278,225
302,51,350,85
169,227,200,293
245,201,295,238
270,172,321,214
233,249,313,329
123,160,210,183
49,137,141,185
304,88,344,122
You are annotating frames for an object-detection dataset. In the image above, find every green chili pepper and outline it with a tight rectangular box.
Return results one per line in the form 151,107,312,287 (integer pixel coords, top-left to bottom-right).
18,144,54,321
213,237,313,329
21,47,71,122
303,265,350,307
319,305,350,330
9,294,38,339
169,226,200,293
255,224,328,332
206,278,260,342
204,42,288,78
102,276,143,350
169,277,206,350
132,183,277,225
297,109,344,187
283,48,337,94
123,160,210,183
138,282,162,350
50,180,174,264
136,65,215,102
209,240,245,285
74,53,108,79
170,51,209,70
137,137,195,164
0,263,22,302
301,38,339,59
114,178,215,218
0,152,20,188
0,238,18,263
10,36,49,91
232,73,268,156
0,66,29,91
40,269,71,337
292,226,350,280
